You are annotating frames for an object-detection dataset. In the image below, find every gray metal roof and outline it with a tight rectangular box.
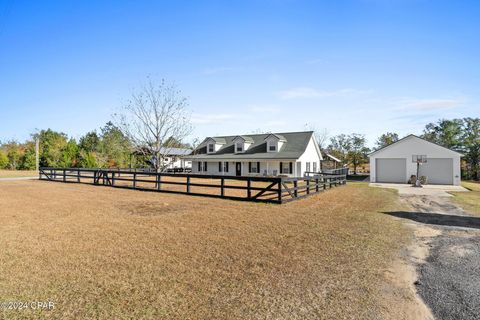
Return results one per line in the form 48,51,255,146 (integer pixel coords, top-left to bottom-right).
159,147,192,156
187,131,314,160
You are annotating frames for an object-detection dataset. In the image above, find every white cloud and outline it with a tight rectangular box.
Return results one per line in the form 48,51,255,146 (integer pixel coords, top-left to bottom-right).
277,87,369,100
191,113,239,125
400,97,465,110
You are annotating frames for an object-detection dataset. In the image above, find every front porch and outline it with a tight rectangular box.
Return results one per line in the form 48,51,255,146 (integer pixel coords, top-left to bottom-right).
192,160,300,177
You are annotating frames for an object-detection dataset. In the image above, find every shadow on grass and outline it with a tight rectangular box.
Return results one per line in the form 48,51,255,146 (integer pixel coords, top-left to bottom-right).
384,211,480,230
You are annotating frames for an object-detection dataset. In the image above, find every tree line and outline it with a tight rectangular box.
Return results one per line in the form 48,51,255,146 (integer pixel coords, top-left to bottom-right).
0,78,193,172
0,122,131,170
0,78,478,180
324,117,480,180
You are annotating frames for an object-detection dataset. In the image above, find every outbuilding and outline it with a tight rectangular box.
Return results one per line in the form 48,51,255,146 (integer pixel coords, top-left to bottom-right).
369,135,462,185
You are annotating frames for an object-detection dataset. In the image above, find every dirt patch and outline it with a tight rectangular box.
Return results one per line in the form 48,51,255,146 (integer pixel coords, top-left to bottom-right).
390,190,480,320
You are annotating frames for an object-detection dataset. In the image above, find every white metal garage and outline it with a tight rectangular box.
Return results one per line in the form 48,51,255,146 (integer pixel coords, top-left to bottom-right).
368,135,462,186
419,158,453,185
375,158,406,183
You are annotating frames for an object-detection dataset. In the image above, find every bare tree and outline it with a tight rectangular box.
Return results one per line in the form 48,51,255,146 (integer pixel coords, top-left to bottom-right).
304,124,329,149
115,78,192,172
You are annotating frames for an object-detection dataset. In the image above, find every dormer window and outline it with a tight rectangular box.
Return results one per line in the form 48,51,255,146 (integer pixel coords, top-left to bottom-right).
208,143,215,153
233,135,253,153
235,142,244,153
268,141,277,152
204,137,226,153
265,133,286,153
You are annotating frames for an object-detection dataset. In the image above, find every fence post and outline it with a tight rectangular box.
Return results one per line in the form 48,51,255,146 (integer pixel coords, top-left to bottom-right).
306,179,310,195
277,180,282,203
77,169,80,182
221,178,225,197
315,178,319,192
247,179,251,199
157,174,161,190
187,176,191,193
111,172,115,186
133,172,137,189
294,180,298,198
63,169,66,182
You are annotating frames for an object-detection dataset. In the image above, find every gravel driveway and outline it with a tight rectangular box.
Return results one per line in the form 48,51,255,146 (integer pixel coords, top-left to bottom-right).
380,185,480,320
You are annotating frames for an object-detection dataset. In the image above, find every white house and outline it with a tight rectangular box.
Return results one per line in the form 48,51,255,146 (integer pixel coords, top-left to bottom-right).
369,135,462,185
158,147,192,170
186,131,323,177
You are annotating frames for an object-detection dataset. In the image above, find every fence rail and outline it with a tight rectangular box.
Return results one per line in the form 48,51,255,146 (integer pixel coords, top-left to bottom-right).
39,167,346,204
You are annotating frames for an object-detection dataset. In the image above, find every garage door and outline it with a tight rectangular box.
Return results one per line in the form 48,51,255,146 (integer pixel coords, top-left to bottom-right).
376,158,406,183
419,158,453,185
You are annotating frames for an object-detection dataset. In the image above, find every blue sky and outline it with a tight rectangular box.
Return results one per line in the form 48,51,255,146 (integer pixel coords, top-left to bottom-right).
0,0,478,147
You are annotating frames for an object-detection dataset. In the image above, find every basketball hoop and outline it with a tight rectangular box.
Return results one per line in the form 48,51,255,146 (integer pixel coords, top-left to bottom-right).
412,155,427,164
412,155,427,187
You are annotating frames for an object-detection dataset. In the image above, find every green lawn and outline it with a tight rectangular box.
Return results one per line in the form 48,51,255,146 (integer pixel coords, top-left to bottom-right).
450,181,480,216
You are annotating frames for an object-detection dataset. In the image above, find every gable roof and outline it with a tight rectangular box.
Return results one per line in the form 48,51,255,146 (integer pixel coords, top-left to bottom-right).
205,137,227,144
264,133,287,142
368,134,463,157
233,135,254,143
188,131,315,160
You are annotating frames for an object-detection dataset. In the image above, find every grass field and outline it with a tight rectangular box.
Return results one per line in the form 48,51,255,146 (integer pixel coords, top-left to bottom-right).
450,181,480,216
0,170,38,178
0,180,408,319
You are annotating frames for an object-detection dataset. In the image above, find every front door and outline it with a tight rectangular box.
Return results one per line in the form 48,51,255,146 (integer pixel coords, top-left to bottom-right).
235,162,242,176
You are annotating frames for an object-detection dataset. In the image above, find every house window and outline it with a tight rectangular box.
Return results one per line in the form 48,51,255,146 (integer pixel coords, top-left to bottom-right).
281,162,291,174
249,162,259,173
208,143,214,153
236,142,243,153
198,162,202,172
306,162,311,172
203,162,208,171
313,162,317,172
268,141,277,152
218,161,223,172
224,162,229,172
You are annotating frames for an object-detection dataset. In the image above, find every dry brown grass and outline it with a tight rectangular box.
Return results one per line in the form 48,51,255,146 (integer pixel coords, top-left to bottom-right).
450,181,480,216
0,170,38,178
0,180,408,319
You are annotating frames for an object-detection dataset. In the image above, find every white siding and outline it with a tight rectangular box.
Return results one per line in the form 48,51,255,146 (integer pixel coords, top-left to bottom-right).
297,135,323,176
369,136,461,185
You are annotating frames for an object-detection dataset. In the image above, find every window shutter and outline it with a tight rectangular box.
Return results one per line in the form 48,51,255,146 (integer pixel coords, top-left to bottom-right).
204,162,207,171
248,162,252,173
257,162,260,174
226,162,229,172
289,162,293,174
280,162,283,173
198,162,201,171
219,162,222,172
